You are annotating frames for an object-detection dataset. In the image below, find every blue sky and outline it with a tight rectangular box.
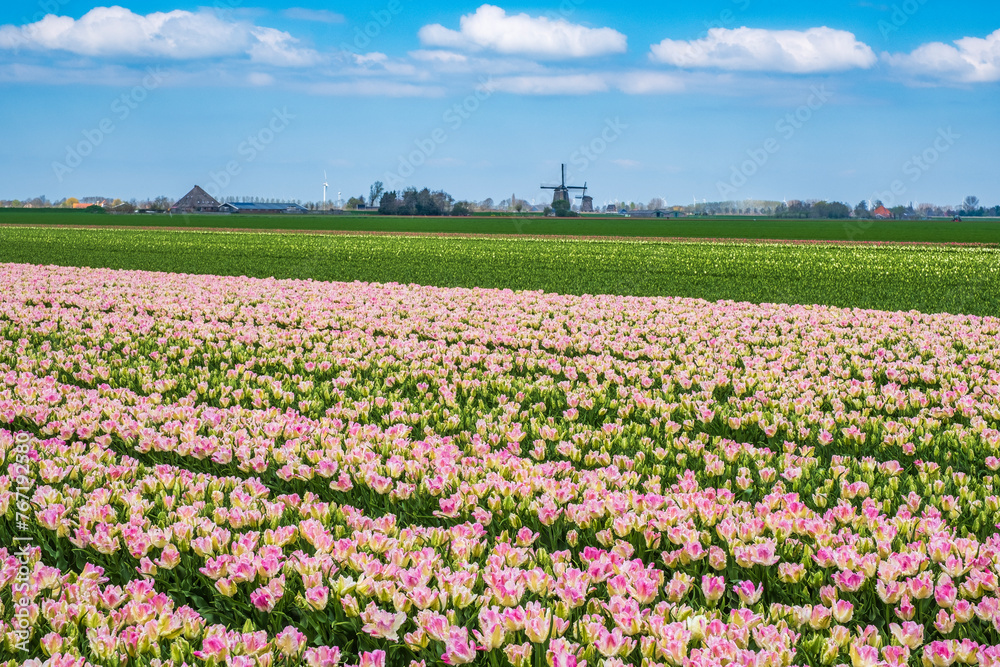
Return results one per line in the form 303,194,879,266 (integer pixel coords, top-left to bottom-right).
1,0,998,208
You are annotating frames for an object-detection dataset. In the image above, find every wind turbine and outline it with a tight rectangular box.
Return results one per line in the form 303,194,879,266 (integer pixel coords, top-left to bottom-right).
323,171,329,210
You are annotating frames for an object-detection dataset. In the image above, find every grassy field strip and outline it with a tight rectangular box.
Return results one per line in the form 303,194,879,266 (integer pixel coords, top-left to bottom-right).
1,209,999,243
0,226,997,316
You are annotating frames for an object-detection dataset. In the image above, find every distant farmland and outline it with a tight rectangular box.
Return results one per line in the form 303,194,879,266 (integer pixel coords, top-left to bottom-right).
1,208,998,244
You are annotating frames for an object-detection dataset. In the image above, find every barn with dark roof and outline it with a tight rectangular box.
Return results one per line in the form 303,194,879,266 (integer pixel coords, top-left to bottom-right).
170,186,221,213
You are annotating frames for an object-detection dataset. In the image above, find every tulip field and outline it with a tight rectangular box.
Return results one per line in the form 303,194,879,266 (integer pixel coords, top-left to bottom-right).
2,261,1000,667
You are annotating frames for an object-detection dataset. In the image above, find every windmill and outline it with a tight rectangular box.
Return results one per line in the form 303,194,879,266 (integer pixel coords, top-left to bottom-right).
323,171,329,210
541,164,587,207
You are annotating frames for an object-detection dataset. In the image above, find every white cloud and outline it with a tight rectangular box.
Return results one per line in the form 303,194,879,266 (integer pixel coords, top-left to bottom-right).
409,49,469,64
650,26,876,73
612,159,642,168
418,4,627,58
489,73,609,95
249,27,321,67
352,52,389,66
0,6,320,67
884,29,1000,83
616,71,684,94
281,8,345,24
306,81,446,97
247,71,275,86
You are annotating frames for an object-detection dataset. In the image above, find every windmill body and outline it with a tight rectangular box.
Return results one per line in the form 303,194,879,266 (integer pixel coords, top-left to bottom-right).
540,164,588,206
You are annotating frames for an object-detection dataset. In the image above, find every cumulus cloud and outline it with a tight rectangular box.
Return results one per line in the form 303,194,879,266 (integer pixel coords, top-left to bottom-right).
0,6,320,66
249,27,321,67
650,26,876,73
884,29,1000,83
418,4,627,58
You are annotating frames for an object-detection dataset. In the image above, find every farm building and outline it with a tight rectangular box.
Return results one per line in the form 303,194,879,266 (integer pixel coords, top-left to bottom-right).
629,209,681,218
171,186,221,213
219,202,308,214
873,205,894,219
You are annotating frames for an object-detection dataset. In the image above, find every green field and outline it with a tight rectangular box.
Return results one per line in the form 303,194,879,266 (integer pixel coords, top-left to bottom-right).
2,208,999,244
1,226,997,316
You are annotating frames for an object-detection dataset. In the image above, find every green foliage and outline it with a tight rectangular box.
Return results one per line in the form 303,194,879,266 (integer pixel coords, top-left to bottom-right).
552,199,577,218
0,227,996,316
3,209,1000,242
378,188,454,216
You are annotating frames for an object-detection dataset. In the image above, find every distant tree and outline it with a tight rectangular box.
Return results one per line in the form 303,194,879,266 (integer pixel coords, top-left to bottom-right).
777,200,810,218
992,205,1000,217
452,201,472,216
648,197,666,211
552,199,578,218
890,205,907,219
873,200,884,209
345,196,365,210
480,198,494,211
369,181,385,208
514,201,524,213
63,197,79,208
379,191,399,215
854,200,870,219
774,203,788,217
812,201,850,219
11,200,21,208
543,206,553,216
964,195,980,211
152,196,171,211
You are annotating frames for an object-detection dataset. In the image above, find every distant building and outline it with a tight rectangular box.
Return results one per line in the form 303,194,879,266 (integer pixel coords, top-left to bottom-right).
171,186,221,213
629,209,680,218
72,200,107,209
580,195,594,213
873,205,894,220
220,202,308,214
606,204,617,213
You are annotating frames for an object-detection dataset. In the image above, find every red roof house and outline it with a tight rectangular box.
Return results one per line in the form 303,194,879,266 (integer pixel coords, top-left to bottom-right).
872,205,893,219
